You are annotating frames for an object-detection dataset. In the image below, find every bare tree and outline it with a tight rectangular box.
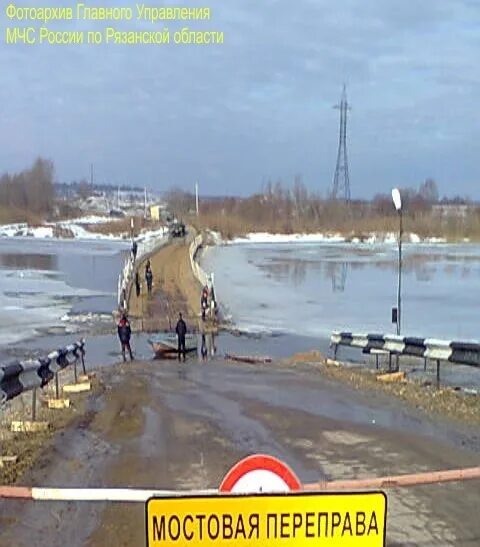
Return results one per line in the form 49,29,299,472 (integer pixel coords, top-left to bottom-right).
419,178,439,204
0,157,55,216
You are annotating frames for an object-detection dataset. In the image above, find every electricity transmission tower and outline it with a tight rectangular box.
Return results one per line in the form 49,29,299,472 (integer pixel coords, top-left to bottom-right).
331,84,351,201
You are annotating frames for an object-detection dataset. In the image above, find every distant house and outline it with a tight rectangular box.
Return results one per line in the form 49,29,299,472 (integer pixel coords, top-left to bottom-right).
432,204,477,218
150,204,162,221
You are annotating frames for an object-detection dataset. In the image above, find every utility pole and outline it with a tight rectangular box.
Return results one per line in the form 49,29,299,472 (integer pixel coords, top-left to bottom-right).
90,163,94,187
331,84,351,201
144,187,147,219
195,181,199,216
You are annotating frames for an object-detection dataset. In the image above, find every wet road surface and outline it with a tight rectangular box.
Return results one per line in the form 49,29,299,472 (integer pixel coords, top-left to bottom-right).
0,358,479,546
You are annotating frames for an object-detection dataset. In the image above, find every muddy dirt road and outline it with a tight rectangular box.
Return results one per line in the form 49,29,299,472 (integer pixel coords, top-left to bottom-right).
0,358,479,546
128,238,201,331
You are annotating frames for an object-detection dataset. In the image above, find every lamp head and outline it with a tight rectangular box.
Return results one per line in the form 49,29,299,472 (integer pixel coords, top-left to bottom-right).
391,188,402,211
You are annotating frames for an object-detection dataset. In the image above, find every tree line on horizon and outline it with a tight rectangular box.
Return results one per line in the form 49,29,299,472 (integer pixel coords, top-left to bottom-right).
166,177,480,240
0,159,149,223
1,159,478,240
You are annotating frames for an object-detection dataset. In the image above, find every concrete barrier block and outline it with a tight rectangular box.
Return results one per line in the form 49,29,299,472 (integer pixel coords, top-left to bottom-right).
63,382,91,393
10,421,49,433
78,373,95,383
47,399,71,409
0,456,18,468
377,371,406,383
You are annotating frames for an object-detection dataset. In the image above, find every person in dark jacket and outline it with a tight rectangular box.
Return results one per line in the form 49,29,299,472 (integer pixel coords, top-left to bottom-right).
175,312,187,361
135,271,141,298
131,240,138,261
117,313,133,362
200,285,208,321
209,285,217,320
145,264,153,295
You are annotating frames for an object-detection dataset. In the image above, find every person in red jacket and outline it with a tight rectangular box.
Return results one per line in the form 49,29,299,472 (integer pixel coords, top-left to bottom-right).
117,313,133,362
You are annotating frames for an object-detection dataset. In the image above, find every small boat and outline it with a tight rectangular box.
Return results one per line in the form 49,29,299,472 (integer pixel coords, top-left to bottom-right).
148,333,198,358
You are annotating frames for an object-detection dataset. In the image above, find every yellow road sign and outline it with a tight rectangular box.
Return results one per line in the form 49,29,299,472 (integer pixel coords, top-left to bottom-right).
146,492,387,546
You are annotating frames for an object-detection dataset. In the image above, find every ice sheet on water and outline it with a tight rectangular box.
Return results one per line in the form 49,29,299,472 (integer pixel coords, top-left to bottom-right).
0,268,109,346
0,238,125,349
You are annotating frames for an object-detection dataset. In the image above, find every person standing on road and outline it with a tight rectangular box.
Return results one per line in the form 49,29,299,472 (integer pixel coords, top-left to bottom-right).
135,271,141,298
117,312,134,362
201,333,208,360
175,312,187,362
209,284,217,321
201,285,209,321
145,263,153,295
131,240,138,261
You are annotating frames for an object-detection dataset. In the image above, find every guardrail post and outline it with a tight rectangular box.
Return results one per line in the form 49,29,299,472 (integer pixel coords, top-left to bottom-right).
388,352,392,372
424,357,427,371
436,360,441,389
73,357,78,384
375,354,379,370
55,372,59,399
333,344,338,360
31,388,37,422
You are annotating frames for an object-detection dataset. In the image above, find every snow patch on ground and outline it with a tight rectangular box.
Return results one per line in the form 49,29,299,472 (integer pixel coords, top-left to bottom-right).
229,231,449,245
0,222,124,241
424,236,447,243
0,217,168,242
60,215,113,225
231,232,346,244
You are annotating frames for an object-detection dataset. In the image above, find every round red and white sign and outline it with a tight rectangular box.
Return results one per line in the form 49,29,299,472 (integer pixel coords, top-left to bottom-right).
219,454,302,494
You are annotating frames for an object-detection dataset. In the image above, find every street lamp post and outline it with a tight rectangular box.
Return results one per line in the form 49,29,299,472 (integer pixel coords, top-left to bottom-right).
391,188,403,336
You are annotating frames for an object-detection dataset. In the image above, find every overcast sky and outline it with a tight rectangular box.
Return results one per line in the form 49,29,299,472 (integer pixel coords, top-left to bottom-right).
1,0,479,198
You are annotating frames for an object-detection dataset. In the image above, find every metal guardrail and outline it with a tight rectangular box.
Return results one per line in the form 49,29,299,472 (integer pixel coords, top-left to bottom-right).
189,234,210,288
330,331,480,388
0,340,86,406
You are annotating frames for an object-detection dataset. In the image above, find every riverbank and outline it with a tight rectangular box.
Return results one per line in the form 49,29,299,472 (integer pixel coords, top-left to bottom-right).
286,351,480,429
184,198,480,242
0,367,101,486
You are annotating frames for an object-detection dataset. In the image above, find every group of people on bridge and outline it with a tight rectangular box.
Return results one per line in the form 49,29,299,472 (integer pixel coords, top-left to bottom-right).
118,242,217,362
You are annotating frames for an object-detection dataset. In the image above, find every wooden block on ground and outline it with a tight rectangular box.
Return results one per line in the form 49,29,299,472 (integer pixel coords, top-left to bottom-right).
10,421,49,433
78,372,95,382
326,359,341,367
63,382,91,393
47,399,71,409
377,371,406,383
0,456,18,468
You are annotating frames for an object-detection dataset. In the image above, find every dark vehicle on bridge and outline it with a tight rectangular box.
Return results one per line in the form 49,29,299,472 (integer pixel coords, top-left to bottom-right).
169,221,186,238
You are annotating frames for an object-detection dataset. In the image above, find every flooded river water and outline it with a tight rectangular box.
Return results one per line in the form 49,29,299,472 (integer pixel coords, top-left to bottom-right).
0,237,128,350
203,241,480,341
203,241,480,390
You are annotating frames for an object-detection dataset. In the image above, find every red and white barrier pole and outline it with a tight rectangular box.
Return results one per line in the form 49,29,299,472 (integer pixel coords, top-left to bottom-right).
1,466,479,502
